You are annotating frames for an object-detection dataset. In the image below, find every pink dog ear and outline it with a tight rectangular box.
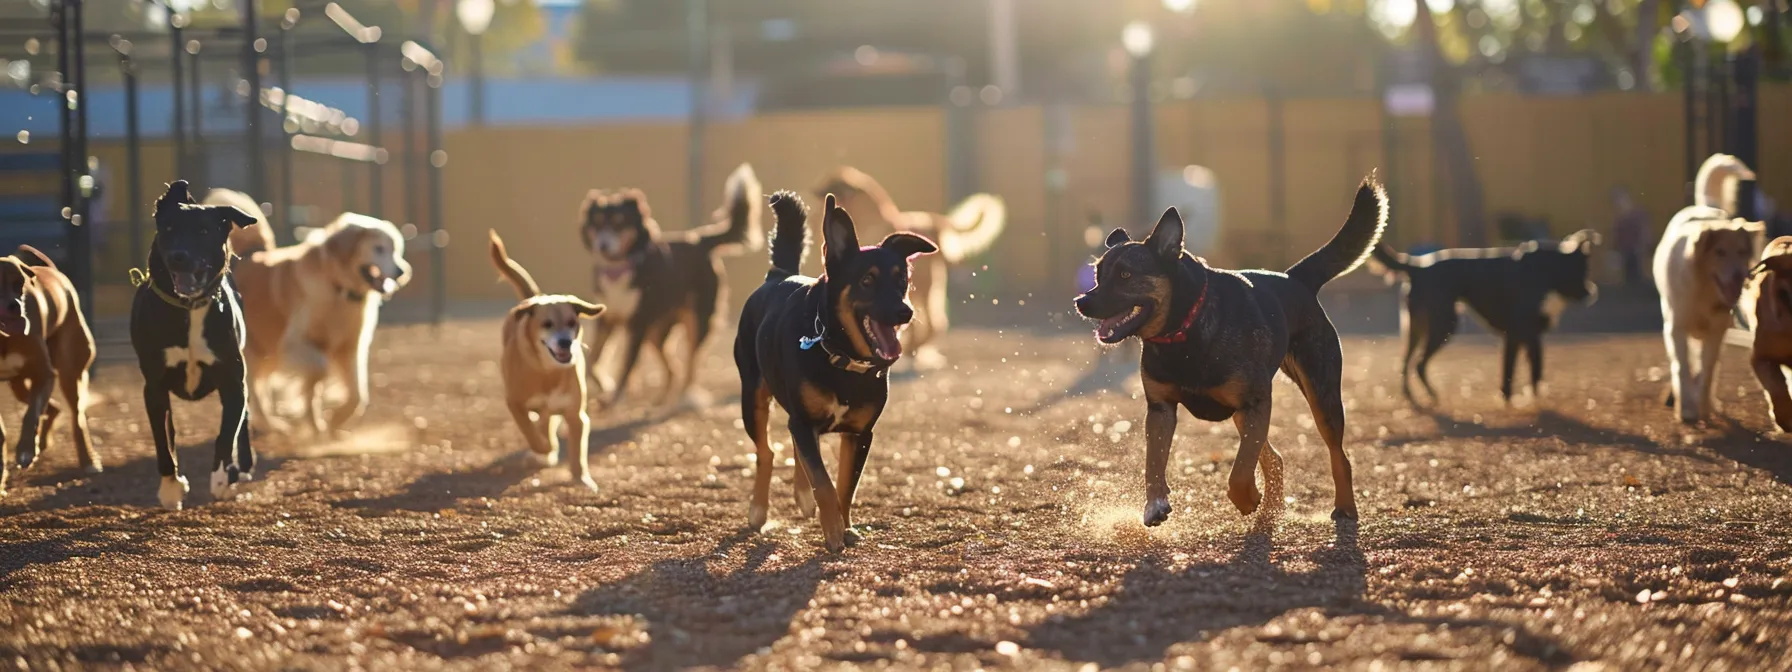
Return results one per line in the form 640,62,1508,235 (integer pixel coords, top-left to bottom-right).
879,232,938,259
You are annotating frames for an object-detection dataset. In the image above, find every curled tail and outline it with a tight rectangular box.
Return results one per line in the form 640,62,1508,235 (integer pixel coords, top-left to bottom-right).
203,188,276,256
488,230,541,300
766,191,809,281
938,193,1006,264
696,163,764,255
15,244,54,270
1285,174,1388,293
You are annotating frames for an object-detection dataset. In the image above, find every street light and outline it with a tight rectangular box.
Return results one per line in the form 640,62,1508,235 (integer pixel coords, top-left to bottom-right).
1705,0,1744,44
1123,20,1156,231
456,0,494,126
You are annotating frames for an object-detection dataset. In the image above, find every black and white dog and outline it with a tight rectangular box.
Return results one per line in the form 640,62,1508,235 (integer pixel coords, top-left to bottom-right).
130,181,258,510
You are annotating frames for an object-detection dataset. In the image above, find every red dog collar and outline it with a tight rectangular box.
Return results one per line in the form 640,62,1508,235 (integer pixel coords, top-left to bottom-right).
1144,281,1207,344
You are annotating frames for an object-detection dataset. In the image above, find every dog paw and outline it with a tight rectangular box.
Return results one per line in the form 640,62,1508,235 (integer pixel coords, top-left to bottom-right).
159,475,190,510
843,526,866,547
83,462,104,475
528,449,560,468
574,474,598,492
748,504,768,531
15,448,37,471
211,466,240,501
1331,505,1359,521
1142,498,1172,527
1227,482,1262,516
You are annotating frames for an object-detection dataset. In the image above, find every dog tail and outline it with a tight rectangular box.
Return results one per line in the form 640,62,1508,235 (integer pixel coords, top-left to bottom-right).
695,163,764,255
488,229,541,300
937,193,1006,264
202,188,276,256
766,190,809,281
15,244,54,270
1285,173,1388,293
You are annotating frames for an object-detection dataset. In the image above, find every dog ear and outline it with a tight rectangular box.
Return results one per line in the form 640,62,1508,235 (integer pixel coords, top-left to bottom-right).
1516,240,1541,256
879,232,937,259
1105,228,1131,248
220,205,260,229
822,194,860,270
155,180,193,216
1738,219,1767,234
1559,229,1600,254
1143,208,1185,260
572,299,607,318
325,226,367,260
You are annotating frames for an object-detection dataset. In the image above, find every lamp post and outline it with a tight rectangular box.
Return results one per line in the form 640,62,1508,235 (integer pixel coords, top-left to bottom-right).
1123,20,1155,229
456,0,494,127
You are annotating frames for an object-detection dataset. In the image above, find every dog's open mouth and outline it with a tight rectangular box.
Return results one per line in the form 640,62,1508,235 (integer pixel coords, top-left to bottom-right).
862,317,902,361
1096,304,1151,344
171,271,208,299
543,341,574,365
361,265,398,296
1717,273,1745,307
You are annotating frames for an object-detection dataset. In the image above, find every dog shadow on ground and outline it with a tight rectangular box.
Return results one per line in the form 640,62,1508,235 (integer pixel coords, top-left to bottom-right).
1015,344,1141,415
1383,408,1724,463
1022,520,1365,667
2,443,290,514
334,450,541,513
568,531,832,671
1693,417,1792,486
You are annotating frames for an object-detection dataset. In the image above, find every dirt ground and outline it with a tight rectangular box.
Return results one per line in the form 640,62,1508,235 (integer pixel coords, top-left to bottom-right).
2,320,1791,671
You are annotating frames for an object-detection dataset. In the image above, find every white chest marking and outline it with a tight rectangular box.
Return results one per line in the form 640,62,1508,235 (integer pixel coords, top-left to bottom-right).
163,307,216,395
822,400,849,430
0,352,25,379
1541,291,1568,326
594,269,641,319
526,390,578,414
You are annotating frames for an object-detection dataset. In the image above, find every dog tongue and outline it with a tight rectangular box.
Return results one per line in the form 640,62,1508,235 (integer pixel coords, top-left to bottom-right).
379,277,398,295
867,319,901,360
1720,276,1745,305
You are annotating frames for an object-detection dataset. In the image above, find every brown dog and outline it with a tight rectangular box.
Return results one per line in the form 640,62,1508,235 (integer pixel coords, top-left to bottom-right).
1743,236,1792,432
220,195,411,436
0,245,97,495
815,167,1005,361
490,230,606,490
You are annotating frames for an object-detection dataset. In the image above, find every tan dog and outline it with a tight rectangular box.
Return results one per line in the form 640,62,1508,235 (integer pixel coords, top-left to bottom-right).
814,167,1005,362
1654,210,1765,424
213,191,411,436
490,230,605,490
1741,237,1792,432
0,246,97,496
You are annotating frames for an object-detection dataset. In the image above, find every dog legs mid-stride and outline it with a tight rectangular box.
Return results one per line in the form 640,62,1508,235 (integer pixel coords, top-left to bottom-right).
130,181,260,510
1075,175,1387,528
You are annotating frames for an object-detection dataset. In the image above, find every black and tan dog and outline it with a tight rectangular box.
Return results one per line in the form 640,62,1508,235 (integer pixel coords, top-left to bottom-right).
1370,230,1598,406
130,181,259,510
1074,176,1386,527
0,245,98,496
582,163,761,406
735,192,937,552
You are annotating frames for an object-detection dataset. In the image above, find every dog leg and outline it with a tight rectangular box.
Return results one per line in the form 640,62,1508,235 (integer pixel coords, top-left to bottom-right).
1142,400,1178,527
143,382,187,510
212,360,250,501
835,431,872,533
1666,326,1698,423
744,383,775,530
793,456,817,518
1498,336,1521,404
605,324,653,408
13,361,54,470
534,413,562,467
1524,334,1545,402
326,345,371,433
789,418,847,552
60,372,97,473
1288,334,1358,520
1227,403,1272,516
1752,357,1792,433
566,410,596,491
585,318,618,395
507,401,555,464
1413,315,1452,404
1399,315,1423,405
0,402,9,495
1251,441,1287,535
1696,332,1724,421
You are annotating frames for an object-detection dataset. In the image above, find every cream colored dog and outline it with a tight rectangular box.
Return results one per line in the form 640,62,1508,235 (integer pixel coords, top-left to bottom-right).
1654,154,1765,424
206,190,411,435
489,230,605,490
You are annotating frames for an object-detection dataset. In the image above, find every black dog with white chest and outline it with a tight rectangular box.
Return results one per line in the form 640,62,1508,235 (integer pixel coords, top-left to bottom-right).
735,192,937,552
130,181,258,510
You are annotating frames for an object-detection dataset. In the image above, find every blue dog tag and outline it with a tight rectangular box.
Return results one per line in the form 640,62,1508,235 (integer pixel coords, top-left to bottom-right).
799,335,820,350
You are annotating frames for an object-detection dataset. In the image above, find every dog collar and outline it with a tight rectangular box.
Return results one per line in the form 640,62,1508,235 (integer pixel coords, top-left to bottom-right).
799,315,888,378
1143,281,1208,345
129,267,220,311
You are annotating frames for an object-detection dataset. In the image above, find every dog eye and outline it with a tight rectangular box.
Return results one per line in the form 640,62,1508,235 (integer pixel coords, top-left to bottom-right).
374,245,387,254
859,274,875,288
542,320,553,329
1120,271,1132,280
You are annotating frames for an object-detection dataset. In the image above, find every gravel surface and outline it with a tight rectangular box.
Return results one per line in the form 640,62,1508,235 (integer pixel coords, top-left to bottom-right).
2,323,1791,671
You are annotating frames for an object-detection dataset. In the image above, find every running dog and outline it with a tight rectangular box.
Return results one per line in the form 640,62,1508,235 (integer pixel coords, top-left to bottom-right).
1370,231,1600,406
491,230,605,490
1741,236,1792,432
0,246,97,496
206,190,411,436
582,163,761,407
204,188,277,259
130,181,259,510
1655,210,1763,424
1074,176,1386,528
815,167,1005,359
736,192,937,552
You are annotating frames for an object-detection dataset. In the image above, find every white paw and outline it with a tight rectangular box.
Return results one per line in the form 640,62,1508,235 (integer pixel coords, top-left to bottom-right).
159,475,189,510
528,449,560,467
211,467,237,501
575,475,598,491
748,504,768,531
84,464,104,475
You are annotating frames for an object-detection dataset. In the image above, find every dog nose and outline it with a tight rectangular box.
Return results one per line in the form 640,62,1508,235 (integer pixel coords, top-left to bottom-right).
166,251,194,272
556,337,573,351
892,305,914,324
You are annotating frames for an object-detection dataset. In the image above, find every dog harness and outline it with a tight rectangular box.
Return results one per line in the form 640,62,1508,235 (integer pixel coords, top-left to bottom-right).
799,315,889,378
1143,280,1208,345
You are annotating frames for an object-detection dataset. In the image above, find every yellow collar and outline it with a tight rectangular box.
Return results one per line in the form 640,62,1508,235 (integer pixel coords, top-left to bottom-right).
129,267,216,310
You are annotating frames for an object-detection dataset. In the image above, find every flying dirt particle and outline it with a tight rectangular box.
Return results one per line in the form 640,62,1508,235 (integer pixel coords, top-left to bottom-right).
996,640,1020,656
1007,436,1021,448
1023,464,1034,475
